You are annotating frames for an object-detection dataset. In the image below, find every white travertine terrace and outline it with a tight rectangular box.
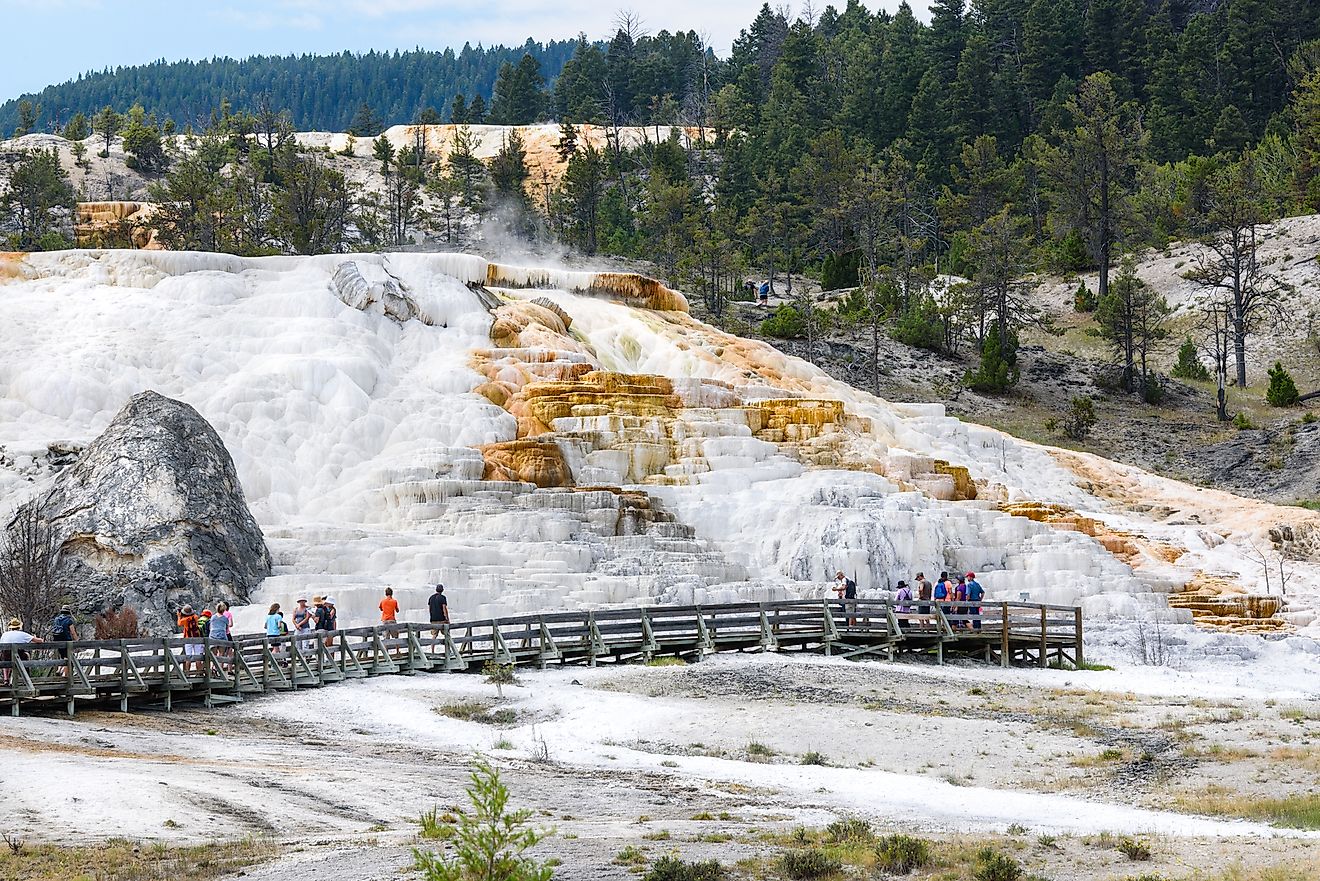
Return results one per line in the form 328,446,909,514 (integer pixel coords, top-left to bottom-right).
0,249,1315,639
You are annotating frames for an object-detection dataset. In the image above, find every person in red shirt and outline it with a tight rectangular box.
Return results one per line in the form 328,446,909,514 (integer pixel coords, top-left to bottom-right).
379,587,400,638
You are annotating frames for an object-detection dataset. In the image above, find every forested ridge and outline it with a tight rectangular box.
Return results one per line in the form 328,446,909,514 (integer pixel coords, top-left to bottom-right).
8,0,1320,422
0,40,582,134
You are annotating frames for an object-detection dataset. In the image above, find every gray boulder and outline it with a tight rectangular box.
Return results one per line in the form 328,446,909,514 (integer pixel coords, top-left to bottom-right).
41,391,270,635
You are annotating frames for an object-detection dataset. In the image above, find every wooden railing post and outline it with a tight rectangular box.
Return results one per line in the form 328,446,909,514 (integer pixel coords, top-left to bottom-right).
1074,607,1084,668
1038,605,1048,668
1000,603,1010,668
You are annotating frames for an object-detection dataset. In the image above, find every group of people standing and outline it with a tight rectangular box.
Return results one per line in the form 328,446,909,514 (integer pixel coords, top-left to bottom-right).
833,569,986,630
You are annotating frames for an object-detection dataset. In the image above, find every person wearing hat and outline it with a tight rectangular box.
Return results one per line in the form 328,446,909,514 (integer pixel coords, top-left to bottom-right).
965,572,985,630
428,584,449,641
318,597,338,647
894,580,914,628
1,618,43,685
177,604,203,673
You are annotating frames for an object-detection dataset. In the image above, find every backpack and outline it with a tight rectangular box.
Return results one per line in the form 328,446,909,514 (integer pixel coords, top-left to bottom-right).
52,613,74,640
278,619,289,635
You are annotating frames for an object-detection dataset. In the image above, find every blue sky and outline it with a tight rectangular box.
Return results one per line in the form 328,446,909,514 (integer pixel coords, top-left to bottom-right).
3,1,927,102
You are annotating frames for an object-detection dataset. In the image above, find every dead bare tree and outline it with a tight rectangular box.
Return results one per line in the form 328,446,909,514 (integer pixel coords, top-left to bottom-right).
1184,154,1288,389
0,502,62,635
1196,295,1233,421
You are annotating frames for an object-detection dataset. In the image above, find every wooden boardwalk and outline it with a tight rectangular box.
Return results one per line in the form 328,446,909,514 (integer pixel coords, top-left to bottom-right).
1,599,1083,717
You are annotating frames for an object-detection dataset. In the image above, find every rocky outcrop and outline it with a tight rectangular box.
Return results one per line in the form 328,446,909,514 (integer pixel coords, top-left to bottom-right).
40,391,270,634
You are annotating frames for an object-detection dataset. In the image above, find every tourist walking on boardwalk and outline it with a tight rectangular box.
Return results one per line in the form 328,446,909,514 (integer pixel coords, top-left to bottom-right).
209,603,234,668
321,597,338,647
380,587,400,638
177,605,203,674
916,572,933,628
292,597,313,653
953,576,969,629
834,570,857,626
429,584,450,641
1,618,43,685
934,572,953,627
52,605,78,677
894,580,914,628
965,572,985,630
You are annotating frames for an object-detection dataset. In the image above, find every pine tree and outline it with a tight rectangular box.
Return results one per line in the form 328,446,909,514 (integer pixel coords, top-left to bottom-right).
1171,337,1210,381
1266,361,1300,406
3,148,76,250
1095,255,1170,393
12,100,39,137
63,112,90,141
449,94,469,124
93,105,121,158
347,102,384,137
468,95,488,124
1044,72,1146,300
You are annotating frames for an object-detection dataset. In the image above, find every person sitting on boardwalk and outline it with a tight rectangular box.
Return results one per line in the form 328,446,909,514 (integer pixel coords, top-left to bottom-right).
380,587,400,638
965,572,985,630
1,618,43,685
915,573,933,627
429,584,450,640
834,571,858,626
177,605,203,674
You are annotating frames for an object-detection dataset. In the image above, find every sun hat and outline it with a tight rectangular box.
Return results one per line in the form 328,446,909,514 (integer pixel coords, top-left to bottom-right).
8,618,21,629
182,604,193,614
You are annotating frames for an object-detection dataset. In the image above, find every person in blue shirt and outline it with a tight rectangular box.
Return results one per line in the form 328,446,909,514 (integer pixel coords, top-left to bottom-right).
965,572,985,630
265,603,283,637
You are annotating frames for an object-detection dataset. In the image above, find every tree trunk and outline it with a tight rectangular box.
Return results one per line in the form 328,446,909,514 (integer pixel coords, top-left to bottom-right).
1098,151,1110,300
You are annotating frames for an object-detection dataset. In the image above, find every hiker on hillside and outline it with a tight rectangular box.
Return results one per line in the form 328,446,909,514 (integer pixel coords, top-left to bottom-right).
379,587,400,638
1,618,43,685
834,570,857,626
429,584,449,642
758,281,770,306
177,605,203,674
965,572,985,630
916,572,933,628
52,605,78,677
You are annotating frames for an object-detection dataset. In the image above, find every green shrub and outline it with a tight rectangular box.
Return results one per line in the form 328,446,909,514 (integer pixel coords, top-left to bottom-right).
891,295,945,352
1267,361,1300,407
824,817,873,843
762,304,806,338
1142,374,1166,405
799,751,828,766
1060,396,1097,440
412,760,552,881
966,324,1020,393
1054,228,1090,272
644,856,725,881
821,251,860,290
1170,338,1210,381
780,848,841,880
615,845,647,865
874,834,931,873
1302,412,1317,424
1116,836,1153,861
746,741,776,757
974,848,1024,881
1233,411,1256,430
1073,280,1097,312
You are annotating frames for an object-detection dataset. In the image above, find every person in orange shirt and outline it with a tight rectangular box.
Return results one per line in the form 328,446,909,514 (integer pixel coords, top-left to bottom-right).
379,587,400,638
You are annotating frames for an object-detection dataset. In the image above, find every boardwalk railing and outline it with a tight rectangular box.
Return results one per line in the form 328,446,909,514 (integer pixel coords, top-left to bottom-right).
1,599,1082,717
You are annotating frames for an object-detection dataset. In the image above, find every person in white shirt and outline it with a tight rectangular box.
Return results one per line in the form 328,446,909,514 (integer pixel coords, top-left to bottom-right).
1,617,43,685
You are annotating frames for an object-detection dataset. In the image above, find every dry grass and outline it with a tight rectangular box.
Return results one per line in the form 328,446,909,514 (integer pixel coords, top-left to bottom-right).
1269,746,1320,770
0,837,278,881
1173,785,1320,830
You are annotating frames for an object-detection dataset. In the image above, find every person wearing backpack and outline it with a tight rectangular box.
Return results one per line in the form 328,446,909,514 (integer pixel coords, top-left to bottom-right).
933,572,950,625
178,605,202,674
916,572,933,629
893,581,914,629
965,572,985,630
51,606,78,678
